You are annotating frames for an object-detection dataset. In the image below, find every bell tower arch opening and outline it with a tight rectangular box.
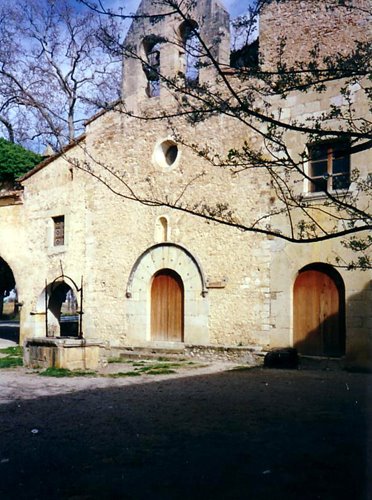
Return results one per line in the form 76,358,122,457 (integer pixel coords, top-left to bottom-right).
122,0,230,105
179,20,201,86
142,35,163,97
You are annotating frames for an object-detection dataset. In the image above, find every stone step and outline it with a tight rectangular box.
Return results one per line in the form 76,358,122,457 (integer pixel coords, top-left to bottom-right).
115,346,187,362
111,345,262,364
119,351,188,361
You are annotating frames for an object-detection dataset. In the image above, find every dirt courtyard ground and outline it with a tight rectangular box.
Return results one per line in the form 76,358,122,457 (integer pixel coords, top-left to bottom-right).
0,364,371,500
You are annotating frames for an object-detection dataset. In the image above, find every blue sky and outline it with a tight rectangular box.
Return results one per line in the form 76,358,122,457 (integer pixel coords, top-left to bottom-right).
94,0,251,18
0,0,252,18
93,1,254,46
222,0,252,17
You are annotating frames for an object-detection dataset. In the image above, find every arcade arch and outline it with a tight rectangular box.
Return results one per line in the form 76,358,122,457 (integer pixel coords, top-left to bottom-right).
0,257,17,318
0,256,19,344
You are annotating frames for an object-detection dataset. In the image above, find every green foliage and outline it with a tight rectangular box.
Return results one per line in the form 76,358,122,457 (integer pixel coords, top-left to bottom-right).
108,367,177,377
0,346,23,368
336,234,372,270
144,368,177,375
0,346,23,356
108,371,142,377
107,360,191,377
39,367,96,377
107,357,125,363
0,138,43,183
0,357,23,368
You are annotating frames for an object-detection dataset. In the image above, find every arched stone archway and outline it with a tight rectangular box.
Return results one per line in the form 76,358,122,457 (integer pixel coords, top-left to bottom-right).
126,244,208,346
0,257,19,344
293,263,345,357
0,257,16,318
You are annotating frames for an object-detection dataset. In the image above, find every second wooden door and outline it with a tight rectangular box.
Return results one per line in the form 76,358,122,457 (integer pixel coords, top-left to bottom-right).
294,268,345,357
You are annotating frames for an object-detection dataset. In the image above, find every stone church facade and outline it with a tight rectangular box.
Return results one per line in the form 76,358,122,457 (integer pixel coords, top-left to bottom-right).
0,0,371,369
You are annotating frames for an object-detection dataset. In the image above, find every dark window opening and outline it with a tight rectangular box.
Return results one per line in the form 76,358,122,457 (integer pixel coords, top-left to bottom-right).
143,37,162,98
180,20,200,87
230,38,259,69
53,215,65,246
308,142,350,193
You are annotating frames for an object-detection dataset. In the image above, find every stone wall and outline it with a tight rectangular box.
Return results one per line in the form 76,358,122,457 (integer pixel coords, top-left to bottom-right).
19,146,88,340
80,105,273,348
2,0,369,370
265,73,372,370
16,97,272,350
260,0,371,70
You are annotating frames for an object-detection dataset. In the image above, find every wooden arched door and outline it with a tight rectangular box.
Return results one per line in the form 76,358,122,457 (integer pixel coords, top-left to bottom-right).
294,266,345,357
151,269,184,342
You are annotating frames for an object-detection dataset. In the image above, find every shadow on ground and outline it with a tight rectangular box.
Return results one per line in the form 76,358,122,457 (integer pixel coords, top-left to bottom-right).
0,369,371,500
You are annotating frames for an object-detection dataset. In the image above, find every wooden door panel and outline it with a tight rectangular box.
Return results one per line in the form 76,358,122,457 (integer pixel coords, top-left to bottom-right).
167,274,183,341
294,271,321,355
294,269,343,356
151,274,168,341
151,270,184,342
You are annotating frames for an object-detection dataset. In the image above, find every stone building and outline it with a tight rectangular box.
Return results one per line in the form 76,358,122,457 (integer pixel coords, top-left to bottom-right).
0,0,371,369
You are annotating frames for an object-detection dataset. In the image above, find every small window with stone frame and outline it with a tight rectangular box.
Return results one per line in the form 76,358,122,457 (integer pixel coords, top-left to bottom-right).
53,215,65,246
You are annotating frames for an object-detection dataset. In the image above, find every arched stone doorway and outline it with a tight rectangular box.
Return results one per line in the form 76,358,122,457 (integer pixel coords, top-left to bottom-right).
126,243,208,346
293,263,345,357
0,257,16,318
151,269,184,342
0,257,19,344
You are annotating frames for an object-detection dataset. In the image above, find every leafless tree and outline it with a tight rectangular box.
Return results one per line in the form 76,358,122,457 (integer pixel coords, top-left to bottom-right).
0,0,122,151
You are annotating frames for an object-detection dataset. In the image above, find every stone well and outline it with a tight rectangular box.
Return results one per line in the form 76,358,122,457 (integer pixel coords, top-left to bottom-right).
24,337,102,371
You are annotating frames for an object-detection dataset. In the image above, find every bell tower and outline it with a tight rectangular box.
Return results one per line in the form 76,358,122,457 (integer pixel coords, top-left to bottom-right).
122,0,230,112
